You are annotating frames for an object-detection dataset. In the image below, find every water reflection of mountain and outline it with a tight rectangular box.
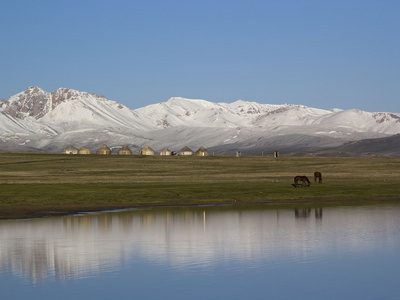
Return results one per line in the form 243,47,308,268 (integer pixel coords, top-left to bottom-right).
0,205,399,282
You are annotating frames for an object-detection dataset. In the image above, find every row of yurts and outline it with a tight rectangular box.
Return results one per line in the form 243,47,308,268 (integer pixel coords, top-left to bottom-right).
62,144,210,156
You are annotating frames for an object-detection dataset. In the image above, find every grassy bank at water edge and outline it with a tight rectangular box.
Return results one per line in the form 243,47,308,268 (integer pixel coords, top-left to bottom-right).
0,152,399,219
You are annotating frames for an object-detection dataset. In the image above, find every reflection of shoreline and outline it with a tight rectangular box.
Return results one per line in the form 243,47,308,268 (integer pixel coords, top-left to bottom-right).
0,205,399,282
295,207,323,219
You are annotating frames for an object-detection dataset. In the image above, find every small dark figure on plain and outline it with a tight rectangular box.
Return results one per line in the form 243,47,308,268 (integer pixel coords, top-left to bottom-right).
293,175,311,187
314,171,322,183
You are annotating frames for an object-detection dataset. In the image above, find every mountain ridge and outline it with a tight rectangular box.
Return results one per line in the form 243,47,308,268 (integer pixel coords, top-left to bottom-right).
0,87,399,156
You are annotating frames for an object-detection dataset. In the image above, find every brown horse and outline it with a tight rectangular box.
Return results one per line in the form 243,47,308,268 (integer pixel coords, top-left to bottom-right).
294,175,311,187
314,171,322,183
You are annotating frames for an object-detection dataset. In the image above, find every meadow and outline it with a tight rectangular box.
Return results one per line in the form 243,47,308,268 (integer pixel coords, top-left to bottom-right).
0,152,399,219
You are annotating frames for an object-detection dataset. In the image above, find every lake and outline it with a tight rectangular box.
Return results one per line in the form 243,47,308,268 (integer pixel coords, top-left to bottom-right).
1,203,400,299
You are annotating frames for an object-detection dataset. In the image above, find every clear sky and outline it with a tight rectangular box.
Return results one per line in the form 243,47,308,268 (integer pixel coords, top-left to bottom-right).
1,0,399,112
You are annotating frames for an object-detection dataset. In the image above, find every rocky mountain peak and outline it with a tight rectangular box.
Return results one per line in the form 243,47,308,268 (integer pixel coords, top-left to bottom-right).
4,87,50,119
49,88,83,110
1,87,109,120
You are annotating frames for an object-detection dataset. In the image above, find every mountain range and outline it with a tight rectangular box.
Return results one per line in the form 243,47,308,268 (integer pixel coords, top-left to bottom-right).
1,87,399,157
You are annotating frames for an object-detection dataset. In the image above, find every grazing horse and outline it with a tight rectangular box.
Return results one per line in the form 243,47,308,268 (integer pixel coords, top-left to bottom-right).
314,171,322,183
294,175,311,187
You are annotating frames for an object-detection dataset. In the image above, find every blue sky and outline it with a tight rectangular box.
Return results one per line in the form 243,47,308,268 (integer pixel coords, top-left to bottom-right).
1,0,399,112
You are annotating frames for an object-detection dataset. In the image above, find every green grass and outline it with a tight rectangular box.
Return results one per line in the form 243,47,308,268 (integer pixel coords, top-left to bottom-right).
0,152,399,209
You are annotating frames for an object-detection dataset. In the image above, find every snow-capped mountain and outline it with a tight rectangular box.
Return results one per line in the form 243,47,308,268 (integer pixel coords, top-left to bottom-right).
0,87,399,156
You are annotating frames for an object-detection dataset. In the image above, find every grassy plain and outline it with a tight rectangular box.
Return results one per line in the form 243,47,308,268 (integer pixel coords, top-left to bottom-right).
0,151,399,219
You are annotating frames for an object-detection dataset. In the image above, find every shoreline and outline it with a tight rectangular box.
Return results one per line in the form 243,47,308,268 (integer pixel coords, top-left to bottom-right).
1,197,399,220
1,153,399,220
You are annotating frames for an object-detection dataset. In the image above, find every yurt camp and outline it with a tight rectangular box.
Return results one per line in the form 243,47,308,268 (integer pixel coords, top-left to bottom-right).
96,144,111,155
159,148,172,156
178,146,194,156
118,145,132,155
78,146,91,154
195,146,209,156
62,145,79,154
139,145,155,156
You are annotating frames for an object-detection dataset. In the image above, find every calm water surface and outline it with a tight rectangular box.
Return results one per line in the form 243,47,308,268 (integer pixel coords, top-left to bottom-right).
1,203,400,299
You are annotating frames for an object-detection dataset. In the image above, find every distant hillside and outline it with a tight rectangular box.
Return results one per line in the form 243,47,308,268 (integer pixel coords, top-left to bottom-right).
310,134,400,157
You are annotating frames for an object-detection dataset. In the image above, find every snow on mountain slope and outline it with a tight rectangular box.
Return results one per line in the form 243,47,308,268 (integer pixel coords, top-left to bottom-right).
0,87,400,154
2,87,149,132
134,97,332,129
134,97,400,138
38,88,150,131
317,109,400,134
40,93,144,130
134,97,249,128
252,105,332,128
